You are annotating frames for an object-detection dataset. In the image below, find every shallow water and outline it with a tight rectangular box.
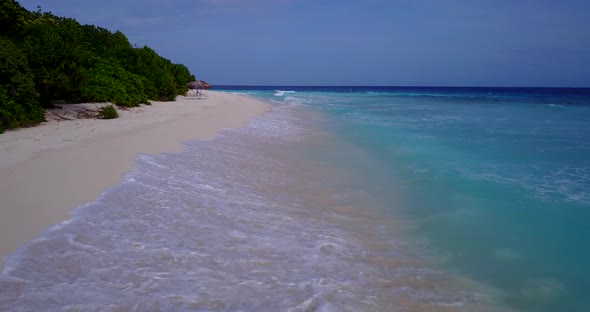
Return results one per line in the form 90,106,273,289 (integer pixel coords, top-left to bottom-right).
0,106,503,311
217,86,590,311
262,87,590,312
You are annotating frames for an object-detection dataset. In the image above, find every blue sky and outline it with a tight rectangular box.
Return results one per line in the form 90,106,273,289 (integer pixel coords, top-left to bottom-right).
18,0,590,87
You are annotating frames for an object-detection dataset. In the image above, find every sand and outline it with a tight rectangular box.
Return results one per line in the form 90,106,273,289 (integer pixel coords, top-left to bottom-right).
0,91,269,266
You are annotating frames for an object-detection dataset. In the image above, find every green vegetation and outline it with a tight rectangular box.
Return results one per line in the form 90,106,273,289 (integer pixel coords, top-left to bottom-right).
97,105,118,119
79,60,149,107
0,0,195,132
0,36,44,133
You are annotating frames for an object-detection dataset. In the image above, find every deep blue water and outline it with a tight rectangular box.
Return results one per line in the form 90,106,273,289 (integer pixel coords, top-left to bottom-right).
217,86,590,311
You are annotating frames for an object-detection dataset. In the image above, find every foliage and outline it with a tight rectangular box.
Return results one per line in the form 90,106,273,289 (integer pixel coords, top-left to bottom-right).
0,0,196,131
0,0,32,38
128,46,179,100
19,15,95,106
0,36,44,132
79,60,149,107
171,63,195,96
97,104,118,119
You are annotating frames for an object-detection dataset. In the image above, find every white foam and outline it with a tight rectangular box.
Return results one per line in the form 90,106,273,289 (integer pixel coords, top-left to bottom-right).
283,95,305,106
274,90,296,97
0,108,493,311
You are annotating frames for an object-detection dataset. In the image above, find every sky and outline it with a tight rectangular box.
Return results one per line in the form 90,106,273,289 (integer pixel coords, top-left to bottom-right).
18,0,590,87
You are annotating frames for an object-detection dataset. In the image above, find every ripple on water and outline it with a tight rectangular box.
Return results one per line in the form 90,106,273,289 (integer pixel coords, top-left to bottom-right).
0,107,506,311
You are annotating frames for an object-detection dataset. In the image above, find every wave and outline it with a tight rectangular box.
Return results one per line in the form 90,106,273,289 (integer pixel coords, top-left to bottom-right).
283,96,304,106
0,107,497,311
274,90,296,97
457,166,590,206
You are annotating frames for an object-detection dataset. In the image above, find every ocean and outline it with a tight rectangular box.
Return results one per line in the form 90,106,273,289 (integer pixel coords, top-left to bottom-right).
1,86,589,311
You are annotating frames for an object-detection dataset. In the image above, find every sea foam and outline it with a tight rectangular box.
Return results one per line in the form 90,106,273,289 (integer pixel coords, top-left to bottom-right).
274,90,296,96
0,105,496,311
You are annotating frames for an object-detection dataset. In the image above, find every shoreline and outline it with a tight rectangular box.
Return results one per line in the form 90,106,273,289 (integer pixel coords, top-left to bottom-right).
0,94,506,311
0,91,269,266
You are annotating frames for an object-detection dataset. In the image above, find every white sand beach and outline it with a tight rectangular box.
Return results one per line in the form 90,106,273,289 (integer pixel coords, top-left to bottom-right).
0,91,269,266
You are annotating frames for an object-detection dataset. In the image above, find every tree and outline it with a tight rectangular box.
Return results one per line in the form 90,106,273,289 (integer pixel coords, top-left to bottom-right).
0,0,32,38
0,1,196,132
0,36,44,132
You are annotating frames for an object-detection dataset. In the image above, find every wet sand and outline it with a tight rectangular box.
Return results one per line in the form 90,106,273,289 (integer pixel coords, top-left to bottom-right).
0,104,505,311
0,92,268,265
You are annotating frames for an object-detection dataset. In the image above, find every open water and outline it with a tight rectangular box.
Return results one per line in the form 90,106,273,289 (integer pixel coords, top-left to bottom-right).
1,86,589,311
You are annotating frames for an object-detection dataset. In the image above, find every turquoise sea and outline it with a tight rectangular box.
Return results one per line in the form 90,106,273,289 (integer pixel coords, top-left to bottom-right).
218,86,590,311
1,86,589,311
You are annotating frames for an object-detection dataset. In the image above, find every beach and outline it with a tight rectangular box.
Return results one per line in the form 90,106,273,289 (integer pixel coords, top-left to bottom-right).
0,91,269,266
0,89,503,311
1,87,586,311
3,0,585,309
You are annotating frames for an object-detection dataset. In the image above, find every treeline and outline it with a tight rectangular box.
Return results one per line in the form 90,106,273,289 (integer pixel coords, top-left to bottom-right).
0,0,195,132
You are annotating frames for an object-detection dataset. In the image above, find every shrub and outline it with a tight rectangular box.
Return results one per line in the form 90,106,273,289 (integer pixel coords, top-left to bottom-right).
97,104,118,119
79,60,149,107
129,46,185,101
19,15,90,106
0,36,44,132
171,63,194,95
0,0,31,38
1,4,195,131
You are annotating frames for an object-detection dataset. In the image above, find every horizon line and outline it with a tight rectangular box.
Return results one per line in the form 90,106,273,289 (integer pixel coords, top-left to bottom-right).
211,84,590,89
